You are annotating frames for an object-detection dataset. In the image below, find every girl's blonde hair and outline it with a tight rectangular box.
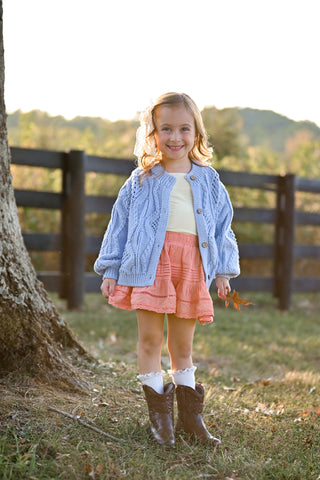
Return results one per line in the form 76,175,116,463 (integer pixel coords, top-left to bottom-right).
134,92,213,178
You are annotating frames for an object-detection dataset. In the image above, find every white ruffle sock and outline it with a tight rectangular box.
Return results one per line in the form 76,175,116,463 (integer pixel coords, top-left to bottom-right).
137,370,165,394
169,366,197,390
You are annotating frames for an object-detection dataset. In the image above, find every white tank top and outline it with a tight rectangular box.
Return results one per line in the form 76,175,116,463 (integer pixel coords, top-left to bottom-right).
166,173,197,235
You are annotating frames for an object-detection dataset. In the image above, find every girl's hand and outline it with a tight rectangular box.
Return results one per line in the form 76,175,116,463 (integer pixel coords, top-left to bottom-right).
101,278,117,298
215,276,230,299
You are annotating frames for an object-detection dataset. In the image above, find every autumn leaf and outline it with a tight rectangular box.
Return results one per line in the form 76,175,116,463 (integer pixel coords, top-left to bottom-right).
299,409,312,418
225,289,254,311
86,464,104,479
79,451,89,460
253,378,272,386
299,407,320,418
96,465,104,474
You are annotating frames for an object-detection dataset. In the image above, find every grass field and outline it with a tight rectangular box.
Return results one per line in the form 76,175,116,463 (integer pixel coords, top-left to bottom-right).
1,291,320,479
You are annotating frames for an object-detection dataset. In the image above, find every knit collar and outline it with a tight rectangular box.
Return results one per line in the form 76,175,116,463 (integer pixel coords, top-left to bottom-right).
150,162,205,179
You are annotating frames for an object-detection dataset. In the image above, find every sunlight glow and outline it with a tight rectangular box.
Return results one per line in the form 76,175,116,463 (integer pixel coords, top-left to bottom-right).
3,0,320,126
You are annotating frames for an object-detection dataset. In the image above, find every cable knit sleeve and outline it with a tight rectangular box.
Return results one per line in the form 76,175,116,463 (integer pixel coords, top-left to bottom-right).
94,178,131,280
215,183,240,279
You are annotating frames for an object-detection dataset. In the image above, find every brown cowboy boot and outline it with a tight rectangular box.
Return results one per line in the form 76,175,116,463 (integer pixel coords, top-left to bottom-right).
175,383,221,445
143,382,175,445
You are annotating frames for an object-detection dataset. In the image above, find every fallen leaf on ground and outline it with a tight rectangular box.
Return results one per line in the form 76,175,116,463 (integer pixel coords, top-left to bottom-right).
253,378,272,386
299,407,320,418
300,409,313,418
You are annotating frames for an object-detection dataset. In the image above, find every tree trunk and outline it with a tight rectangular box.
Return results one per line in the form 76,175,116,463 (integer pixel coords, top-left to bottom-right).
0,1,90,390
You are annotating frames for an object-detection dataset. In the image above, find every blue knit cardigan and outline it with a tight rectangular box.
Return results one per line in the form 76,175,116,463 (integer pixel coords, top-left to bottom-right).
94,163,240,288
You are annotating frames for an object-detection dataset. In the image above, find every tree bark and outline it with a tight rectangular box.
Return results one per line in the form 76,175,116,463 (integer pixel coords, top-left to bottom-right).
0,1,90,390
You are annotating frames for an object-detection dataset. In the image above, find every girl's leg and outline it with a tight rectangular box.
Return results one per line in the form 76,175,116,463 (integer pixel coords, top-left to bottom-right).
167,314,196,371
167,314,197,388
167,314,220,444
136,309,165,374
137,309,175,446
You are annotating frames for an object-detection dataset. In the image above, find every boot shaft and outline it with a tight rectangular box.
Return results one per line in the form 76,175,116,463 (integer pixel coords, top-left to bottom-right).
175,383,220,445
143,382,175,445
176,383,204,418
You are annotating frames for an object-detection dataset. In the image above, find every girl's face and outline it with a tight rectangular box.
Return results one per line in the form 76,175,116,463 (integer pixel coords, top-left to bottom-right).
154,104,196,168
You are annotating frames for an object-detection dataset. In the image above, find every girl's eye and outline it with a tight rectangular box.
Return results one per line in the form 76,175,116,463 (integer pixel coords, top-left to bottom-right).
182,127,190,132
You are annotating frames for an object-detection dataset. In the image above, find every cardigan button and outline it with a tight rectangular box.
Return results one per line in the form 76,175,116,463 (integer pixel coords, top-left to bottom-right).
202,242,208,248
190,175,196,180
197,208,203,214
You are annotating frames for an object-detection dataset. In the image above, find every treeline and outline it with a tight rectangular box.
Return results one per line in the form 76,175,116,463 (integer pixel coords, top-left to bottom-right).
8,107,320,276
7,110,139,159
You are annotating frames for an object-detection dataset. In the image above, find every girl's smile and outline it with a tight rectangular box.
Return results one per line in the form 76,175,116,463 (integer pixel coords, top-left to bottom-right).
154,104,196,171
168,145,184,151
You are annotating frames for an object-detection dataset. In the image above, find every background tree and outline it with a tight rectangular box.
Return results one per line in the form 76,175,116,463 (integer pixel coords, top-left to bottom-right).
0,1,88,389
201,106,244,161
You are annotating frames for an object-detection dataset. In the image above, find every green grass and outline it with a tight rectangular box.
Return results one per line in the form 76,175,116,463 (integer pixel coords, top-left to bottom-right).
1,292,320,479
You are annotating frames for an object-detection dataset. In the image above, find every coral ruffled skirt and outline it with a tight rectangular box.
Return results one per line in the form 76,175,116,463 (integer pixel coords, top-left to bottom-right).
109,231,214,325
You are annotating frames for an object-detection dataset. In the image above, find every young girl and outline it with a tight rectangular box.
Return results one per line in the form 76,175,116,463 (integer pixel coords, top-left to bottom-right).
94,92,240,446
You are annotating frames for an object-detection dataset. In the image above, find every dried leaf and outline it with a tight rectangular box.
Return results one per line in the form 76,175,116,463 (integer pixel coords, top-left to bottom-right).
208,365,219,377
304,436,313,446
109,332,117,343
85,464,104,479
299,409,312,418
299,407,320,418
96,464,104,474
253,378,272,387
223,386,237,391
262,379,271,386
225,289,254,311
255,403,275,415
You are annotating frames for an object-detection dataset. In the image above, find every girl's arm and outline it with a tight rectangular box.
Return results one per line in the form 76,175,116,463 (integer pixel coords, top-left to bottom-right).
215,183,240,279
94,179,131,281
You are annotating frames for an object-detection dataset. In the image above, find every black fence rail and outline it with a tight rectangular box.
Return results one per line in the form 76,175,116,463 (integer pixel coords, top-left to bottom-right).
11,147,320,310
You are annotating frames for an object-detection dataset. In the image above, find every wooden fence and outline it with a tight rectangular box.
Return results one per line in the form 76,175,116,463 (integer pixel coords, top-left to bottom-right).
11,147,320,310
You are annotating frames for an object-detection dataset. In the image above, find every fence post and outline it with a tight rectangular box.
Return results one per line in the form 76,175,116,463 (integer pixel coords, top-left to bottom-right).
61,150,86,309
274,174,295,310
60,153,68,300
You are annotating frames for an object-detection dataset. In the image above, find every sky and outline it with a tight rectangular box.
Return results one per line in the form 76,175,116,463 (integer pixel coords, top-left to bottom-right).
3,0,320,127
